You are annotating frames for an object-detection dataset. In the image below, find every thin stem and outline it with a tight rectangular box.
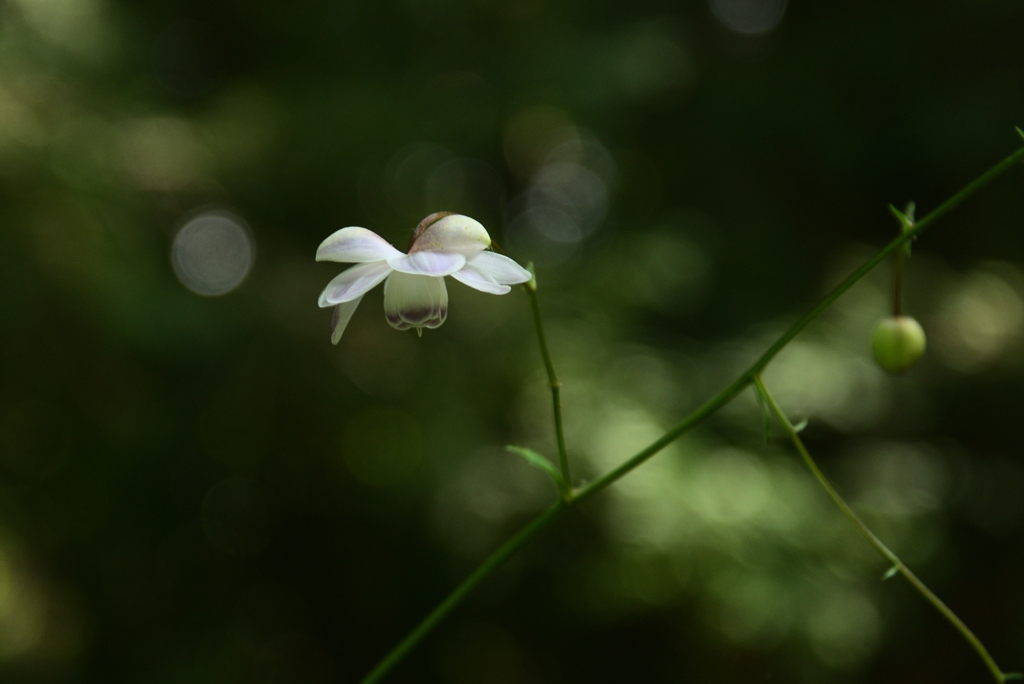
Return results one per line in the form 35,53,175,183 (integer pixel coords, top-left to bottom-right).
359,143,1024,682
575,373,751,503
524,281,571,496
754,375,1010,683
359,503,565,684
893,250,904,317
577,142,1024,502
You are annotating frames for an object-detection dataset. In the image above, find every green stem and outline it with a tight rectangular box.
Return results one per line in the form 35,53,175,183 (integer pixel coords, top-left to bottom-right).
360,143,1024,682
753,375,1010,683
575,372,750,503
524,281,571,497
359,503,565,684
893,250,905,318
577,142,1024,502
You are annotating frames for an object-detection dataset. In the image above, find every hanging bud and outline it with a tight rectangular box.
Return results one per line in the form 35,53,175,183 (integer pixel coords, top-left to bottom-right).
872,316,927,373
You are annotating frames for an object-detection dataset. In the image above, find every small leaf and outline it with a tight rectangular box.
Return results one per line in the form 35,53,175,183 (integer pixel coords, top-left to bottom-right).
903,201,916,224
881,565,900,581
507,445,564,492
753,382,772,446
887,203,913,229
793,419,808,433
888,203,916,256
1016,126,1024,142
1003,673,1023,681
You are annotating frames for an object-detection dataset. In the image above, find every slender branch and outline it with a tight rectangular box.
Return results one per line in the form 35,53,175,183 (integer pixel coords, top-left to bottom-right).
359,143,1024,682
523,280,571,495
359,504,565,684
576,142,1024,502
754,375,1011,683
574,373,751,503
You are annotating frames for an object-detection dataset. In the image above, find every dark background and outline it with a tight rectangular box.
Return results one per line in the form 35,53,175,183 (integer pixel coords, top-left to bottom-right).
1,0,1024,682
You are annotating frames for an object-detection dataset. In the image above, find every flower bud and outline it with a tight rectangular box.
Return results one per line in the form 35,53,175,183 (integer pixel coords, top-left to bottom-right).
872,316,926,373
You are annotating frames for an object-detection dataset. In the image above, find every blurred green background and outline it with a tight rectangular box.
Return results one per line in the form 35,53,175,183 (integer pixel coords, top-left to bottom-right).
2,0,1024,681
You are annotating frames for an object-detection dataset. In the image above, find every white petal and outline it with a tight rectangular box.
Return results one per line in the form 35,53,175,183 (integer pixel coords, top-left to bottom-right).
449,264,511,295
316,227,403,263
465,251,533,284
330,297,362,344
318,261,392,307
383,272,448,330
409,214,491,256
386,251,466,276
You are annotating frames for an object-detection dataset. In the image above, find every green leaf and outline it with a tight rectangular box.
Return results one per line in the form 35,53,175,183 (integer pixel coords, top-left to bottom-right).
1003,673,1023,681
753,383,772,446
1016,126,1024,142
793,418,808,433
507,445,564,492
888,204,916,256
881,565,900,581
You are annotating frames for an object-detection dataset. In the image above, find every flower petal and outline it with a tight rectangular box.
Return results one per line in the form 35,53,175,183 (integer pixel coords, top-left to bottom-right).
330,296,362,344
449,264,511,295
316,227,403,263
383,272,448,330
408,214,491,256
465,251,533,284
318,261,392,307
386,251,466,276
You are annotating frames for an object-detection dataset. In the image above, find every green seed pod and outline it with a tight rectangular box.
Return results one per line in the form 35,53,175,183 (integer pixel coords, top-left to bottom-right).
872,316,926,373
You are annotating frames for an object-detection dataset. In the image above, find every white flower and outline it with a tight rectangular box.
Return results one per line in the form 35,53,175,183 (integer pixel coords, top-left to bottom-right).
317,212,533,344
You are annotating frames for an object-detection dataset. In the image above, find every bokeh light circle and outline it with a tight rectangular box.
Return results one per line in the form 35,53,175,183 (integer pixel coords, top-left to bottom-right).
171,211,254,296
711,0,787,35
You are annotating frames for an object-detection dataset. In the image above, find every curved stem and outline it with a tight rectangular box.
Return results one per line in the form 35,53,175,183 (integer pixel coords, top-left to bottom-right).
524,281,571,495
359,143,1024,682
577,142,1024,502
753,376,1010,683
359,504,565,684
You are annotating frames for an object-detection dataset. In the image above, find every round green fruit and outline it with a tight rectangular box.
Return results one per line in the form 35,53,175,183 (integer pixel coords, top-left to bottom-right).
872,316,926,373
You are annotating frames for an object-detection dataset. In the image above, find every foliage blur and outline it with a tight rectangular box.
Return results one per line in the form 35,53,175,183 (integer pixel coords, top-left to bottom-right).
2,0,1024,681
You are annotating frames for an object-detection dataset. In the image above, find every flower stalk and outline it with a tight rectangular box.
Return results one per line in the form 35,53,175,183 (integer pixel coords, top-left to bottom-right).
887,201,915,316
522,269,572,499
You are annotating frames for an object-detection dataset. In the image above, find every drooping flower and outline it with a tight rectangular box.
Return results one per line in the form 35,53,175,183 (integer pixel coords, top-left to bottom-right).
316,212,533,343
